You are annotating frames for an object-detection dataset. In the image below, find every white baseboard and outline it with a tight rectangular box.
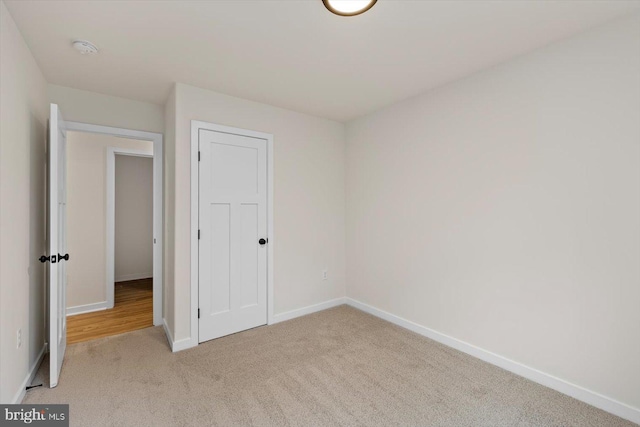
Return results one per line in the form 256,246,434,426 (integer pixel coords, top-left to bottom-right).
163,319,195,352
166,298,347,353
162,319,175,351
345,298,640,425
115,273,152,283
271,297,347,325
172,336,195,352
66,301,108,316
12,344,47,404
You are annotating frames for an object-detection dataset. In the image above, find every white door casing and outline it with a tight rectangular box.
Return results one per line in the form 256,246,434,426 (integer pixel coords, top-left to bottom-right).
49,104,68,388
198,128,268,343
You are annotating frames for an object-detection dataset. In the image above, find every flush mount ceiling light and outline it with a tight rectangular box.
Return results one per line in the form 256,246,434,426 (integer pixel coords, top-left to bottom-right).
72,40,99,55
322,0,377,16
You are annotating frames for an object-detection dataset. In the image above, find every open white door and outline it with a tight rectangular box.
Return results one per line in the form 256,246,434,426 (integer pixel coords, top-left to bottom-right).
48,104,68,388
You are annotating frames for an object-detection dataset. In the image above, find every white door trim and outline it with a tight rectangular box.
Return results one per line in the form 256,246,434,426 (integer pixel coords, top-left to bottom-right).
65,121,164,326
190,120,274,350
106,146,153,310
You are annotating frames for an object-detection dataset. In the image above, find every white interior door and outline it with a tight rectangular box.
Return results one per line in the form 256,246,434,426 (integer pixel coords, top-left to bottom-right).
198,129,267,343
48,103,68,387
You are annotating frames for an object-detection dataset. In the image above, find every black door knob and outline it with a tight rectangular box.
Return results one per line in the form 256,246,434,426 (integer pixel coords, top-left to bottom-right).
58,253,70,261
258,238,267,245
39,255,50,263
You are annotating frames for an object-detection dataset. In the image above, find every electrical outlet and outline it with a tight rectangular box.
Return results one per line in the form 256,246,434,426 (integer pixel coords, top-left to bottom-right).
17,329,22,349
322,269,328,280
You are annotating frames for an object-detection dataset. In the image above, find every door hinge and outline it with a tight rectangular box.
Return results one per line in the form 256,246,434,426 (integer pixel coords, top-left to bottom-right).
198,151,201,161
198,308,200,319
198,229,201,239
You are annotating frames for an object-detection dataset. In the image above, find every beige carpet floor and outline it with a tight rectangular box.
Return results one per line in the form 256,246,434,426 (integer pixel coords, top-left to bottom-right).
24,305,635,427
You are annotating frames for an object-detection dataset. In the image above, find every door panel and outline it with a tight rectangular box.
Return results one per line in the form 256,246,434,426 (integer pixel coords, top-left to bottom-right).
199,129,267,343
240,203,259,308
210,203,231,315
49,104,67,388
211,143,258,194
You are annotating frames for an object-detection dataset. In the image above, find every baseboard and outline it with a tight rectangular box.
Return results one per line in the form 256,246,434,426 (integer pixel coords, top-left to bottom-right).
66,301,108,316
165,298,347,352
11,344,47,404
162,318,194,352
271,297,347,325
345,298,640,425
162,319,175,351
172,336,195,352
115,273,153,283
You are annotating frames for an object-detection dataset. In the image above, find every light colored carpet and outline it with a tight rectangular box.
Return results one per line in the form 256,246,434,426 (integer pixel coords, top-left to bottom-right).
24,305,635,427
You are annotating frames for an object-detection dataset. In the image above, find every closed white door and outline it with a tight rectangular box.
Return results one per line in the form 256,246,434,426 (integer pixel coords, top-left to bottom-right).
198,129,268,343
49,104,68,387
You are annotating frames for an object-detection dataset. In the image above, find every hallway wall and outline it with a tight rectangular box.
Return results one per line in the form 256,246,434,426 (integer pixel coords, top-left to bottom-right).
66,132,152,311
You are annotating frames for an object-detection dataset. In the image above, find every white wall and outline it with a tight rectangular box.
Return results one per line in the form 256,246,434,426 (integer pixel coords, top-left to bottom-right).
115,155,153,282
66,132,152,309
0,1,48,403
170,83,346,341
163,87,176,336
49,85,164,134
346,14,640,412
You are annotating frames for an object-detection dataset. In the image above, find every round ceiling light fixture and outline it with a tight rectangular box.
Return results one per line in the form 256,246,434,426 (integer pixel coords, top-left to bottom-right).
72,40,99,55
322,0,377,16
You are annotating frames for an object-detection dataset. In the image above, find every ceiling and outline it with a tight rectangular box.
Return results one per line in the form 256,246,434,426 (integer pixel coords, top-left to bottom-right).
5,1,639,122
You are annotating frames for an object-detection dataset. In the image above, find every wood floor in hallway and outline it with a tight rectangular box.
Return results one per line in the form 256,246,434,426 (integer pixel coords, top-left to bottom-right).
66,278,153,344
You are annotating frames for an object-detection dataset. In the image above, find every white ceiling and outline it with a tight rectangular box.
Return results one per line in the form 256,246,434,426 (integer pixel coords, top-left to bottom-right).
5,1,639,122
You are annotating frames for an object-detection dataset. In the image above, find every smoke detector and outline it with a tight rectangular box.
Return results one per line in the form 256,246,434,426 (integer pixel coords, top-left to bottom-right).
72,40,99,55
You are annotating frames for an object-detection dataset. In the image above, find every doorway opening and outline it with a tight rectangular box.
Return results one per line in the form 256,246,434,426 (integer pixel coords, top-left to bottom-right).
63,124,162,345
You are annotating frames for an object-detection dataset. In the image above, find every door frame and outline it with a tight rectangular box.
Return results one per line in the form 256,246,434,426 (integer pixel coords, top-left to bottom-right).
190,120,274,349
65,121,163,326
